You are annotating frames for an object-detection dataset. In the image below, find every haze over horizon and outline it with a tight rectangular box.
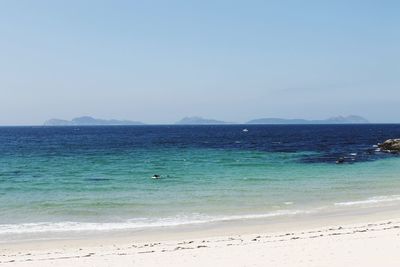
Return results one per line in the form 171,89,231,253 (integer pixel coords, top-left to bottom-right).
41,114,369,126
1,1,399,125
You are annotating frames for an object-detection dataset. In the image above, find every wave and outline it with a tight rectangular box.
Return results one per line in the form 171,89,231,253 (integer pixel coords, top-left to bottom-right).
335,195,400,206
0,210,308,236
5,195,400,237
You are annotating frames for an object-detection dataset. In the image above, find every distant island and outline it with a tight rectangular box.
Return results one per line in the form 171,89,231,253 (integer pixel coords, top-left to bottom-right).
175,116,231,125
247,115,369,124
44,116,144,126
43,115,369,126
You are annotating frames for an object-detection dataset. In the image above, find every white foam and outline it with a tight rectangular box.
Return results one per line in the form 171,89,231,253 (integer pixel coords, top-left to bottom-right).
335,195,400,207
0,210,308,236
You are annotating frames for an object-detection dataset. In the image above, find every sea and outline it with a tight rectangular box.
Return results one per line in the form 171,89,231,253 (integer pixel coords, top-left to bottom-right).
1,124,400,241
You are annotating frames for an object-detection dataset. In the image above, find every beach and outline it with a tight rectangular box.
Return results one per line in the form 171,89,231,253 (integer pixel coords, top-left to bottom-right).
2,213,400,267
3,204,400,266
1,125,400,266
2,0,399,264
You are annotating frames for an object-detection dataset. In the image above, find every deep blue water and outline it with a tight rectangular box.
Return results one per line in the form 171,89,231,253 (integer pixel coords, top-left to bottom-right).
0,124,400,239
1,124,399,163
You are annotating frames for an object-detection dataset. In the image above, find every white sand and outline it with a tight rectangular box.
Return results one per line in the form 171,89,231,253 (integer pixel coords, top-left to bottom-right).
1,218,400,267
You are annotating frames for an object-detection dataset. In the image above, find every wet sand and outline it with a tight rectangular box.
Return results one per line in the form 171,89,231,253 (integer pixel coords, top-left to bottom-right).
2,214,400,267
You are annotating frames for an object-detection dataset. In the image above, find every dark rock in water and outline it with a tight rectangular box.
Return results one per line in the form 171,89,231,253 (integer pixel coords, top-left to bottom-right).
378,139,400,153
336,157,345,164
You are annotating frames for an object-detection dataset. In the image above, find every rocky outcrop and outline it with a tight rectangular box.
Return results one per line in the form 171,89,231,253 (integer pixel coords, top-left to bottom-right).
247,115,369,125
44,116,144,126
176,117,230,125
378,139,400,153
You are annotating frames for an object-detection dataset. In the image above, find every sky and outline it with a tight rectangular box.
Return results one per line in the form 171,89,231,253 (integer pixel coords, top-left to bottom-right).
0,0,399,125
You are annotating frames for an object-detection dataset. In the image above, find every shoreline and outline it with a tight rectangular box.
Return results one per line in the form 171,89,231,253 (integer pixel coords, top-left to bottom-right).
2,205,400,266
3,201,400,244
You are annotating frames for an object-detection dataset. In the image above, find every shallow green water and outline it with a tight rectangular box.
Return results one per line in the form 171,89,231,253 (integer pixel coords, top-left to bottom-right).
1,125,400,237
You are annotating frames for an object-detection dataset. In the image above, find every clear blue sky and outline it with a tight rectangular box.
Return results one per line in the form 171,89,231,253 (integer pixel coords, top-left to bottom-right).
1,0,399,125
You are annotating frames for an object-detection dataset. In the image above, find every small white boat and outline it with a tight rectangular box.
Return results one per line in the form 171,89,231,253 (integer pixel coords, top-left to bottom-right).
242,128,249,132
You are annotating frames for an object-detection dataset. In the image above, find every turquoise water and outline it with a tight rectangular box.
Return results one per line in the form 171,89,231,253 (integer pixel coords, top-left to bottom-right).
1,125,400,237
